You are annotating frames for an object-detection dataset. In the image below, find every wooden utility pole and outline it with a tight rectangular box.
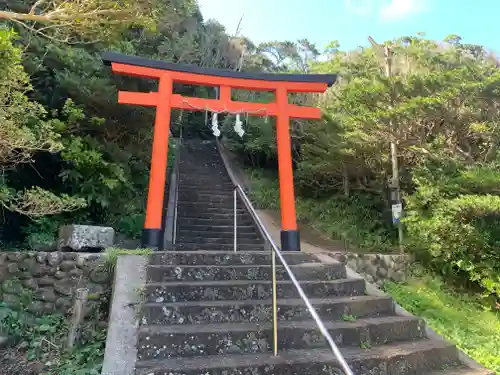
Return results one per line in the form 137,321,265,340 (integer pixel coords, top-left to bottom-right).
368,36,404,252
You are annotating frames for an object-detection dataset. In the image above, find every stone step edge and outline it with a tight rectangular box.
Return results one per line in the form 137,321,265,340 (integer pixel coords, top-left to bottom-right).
178,189,236,194
177,216,253,220
175,239,264,243
170,246,268,250
176,225,256,229
150,250,320,259
177,213,252,216
427,368,495,375
142,295,393,310
135,339,456,371
178,182,234,185
177,228,257,233
171,244,266,247
139,315,419,335
177,203,244,206
176,206,246,210
145,278,363,288
147,263,342,270
178,192,236,196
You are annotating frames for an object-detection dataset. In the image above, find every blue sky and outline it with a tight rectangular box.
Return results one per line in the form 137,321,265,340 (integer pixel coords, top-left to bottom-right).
198,0,497,53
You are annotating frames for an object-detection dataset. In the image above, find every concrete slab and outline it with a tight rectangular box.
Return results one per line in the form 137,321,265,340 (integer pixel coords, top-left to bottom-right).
101,255,148,375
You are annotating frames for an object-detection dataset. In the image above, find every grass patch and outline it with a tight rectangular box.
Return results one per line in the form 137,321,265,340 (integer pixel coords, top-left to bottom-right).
246,168,397,252
103,247,153,265
384,274,500,372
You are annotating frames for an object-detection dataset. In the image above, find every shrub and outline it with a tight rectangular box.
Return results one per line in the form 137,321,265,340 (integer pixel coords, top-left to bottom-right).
247,168,396,251
406,194,500,295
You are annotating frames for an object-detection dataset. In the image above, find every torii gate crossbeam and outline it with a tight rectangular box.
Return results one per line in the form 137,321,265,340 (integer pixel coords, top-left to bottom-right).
102,52,337,251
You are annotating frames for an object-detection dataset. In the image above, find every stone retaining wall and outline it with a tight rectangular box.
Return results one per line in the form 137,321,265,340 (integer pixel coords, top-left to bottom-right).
0,251,113,315
330,253,412,286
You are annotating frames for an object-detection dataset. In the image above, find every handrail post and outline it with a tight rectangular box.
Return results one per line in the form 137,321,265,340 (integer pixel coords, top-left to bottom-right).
172,165,179,245
233,187,237,253
271,249,278,356
164,138,181,249
172,136,182,245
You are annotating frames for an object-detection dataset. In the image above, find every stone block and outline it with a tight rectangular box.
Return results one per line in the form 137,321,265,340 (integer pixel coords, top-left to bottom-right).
58,225,115,252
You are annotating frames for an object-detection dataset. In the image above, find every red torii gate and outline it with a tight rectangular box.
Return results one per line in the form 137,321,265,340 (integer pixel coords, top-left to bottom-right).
102,52,336,251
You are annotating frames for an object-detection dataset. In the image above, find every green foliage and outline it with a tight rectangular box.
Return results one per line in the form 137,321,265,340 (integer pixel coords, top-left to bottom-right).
227,34,500,296
405,163,500,295
247,169,396,251
0,28,87,222
0,0,193,44
385,274,500,372
0,0,259,246
0,297,107,374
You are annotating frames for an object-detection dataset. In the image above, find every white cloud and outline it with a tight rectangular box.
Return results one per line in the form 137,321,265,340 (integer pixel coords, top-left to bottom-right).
379,0,426,21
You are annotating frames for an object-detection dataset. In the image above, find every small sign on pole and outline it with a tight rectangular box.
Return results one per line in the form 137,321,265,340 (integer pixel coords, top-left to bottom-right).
391,203,403,224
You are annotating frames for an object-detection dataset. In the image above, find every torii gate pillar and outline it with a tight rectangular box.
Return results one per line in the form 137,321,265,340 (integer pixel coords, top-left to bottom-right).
102,52,336,251
275,87,299,250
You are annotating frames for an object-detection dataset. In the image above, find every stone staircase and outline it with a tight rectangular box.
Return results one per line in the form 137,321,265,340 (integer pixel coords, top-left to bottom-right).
134,139,490,375
173,139,266,252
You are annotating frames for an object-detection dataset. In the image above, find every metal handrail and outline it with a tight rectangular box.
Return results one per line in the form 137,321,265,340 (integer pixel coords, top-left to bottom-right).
171,138,182,244
233,184,354,375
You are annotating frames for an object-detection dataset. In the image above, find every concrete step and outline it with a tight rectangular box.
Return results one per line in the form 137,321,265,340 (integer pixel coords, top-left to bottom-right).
176,218,255,228
171,243,267,251
176,226,258,234
178,192,236,200
146,279,366,303
179,184,235,191
146,263,347,282
177,198,242,206
176,241,265,248
179,179,233,186
177,215,254,223
175,237,263,246
178,162,226,168
179,172,230,179
178,226,261,239
137,316,425,360
176,212,253,220
179,154,220,160
427,368,495,375
178,158,224,164
150,251,319,266
177,225,258,234
178,187,235,195
177,203,246,211
179,179,233,187
135,340,460,375
176,214,252,223
142,295,395,325
176,231,259,239
177,201,241,209
179,158,225,164
175,236,264,245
